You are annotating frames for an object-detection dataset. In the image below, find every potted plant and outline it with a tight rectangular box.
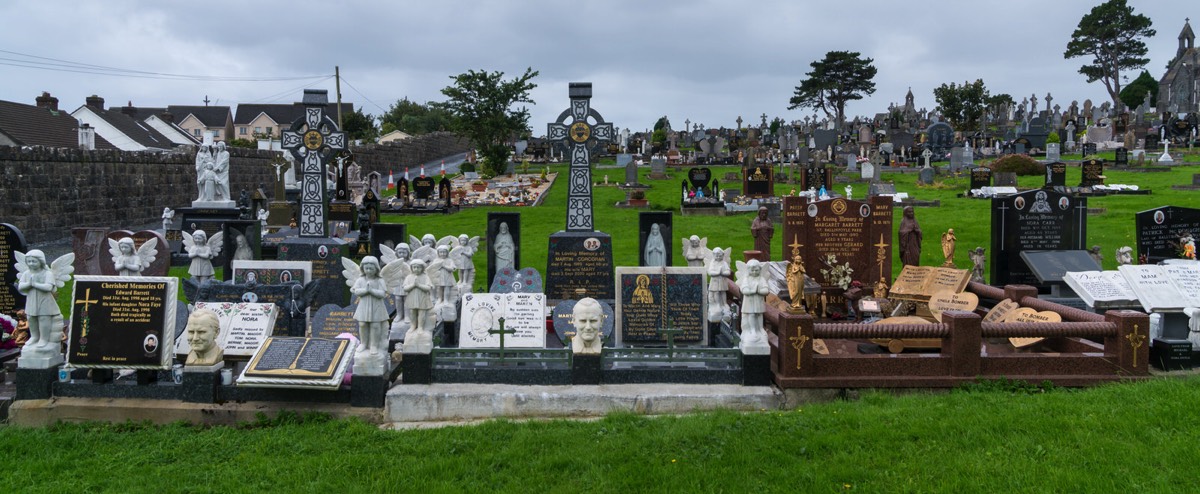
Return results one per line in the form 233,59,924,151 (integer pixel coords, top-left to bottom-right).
628,189,648,207
471,179,488,192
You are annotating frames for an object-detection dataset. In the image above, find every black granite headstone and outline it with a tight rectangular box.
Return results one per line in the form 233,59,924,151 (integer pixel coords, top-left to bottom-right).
801,165,831,192
1044,162,1066,188
638,211,673,267
616,268,706,345
412,176,435,200
439,177,453,209
487,212,521,288
277,237,349,308
969,167,992,191
994,172,1018,187
370,223,407,258
1079,159,1104,187
0,223,29,316
309,303,360,339
990,189,1087,287
926,122,954,156
221,220,262,282
66,276,178,369
1114,147,1129,167
394,177,410,207
743,164,774,197
1081,142,1097,157
488,267,543,293
1135,206,1200,264
545,231,614,302
191,280,312,337
687,167,712,193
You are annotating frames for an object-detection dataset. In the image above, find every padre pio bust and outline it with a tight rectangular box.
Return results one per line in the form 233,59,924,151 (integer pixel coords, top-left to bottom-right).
185,308,224,366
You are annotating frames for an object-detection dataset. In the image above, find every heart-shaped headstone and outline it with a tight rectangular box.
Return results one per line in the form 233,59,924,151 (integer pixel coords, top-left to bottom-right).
983,299,1020,323
928,291,980,322
1005,308,1062,348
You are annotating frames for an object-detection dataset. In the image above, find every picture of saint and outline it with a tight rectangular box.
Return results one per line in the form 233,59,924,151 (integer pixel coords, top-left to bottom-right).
632,275,654,304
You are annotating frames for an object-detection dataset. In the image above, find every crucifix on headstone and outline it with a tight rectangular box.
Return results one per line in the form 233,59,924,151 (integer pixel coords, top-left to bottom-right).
269,157,290,199
547,83,614,232
281,93,346,238
658,319,683,363
922,148,933,169
333,153,351,201
789,333,809,370
489,316,516,362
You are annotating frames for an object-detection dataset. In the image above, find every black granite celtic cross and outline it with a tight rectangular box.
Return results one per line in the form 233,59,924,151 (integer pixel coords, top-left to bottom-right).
547,83,613,232
281,92,346,238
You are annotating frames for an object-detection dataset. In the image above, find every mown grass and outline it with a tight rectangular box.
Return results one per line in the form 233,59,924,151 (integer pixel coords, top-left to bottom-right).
3,376,1200,492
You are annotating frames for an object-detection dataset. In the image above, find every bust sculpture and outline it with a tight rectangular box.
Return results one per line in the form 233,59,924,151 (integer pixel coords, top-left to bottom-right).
185,308,224,366
570,297,604,354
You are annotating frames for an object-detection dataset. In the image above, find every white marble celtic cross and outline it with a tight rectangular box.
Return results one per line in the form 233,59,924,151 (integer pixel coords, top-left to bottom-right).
547,83,613,232
281,106,346,238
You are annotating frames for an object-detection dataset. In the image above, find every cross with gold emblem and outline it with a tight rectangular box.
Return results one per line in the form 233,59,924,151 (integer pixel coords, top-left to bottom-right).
547,83,614,232
789,333,809,370
874,234,890,279
281,91,346,238
1125,324,1146,368
74,288,100,338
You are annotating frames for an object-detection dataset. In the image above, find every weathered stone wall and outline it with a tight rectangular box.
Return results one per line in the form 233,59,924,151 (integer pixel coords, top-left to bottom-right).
0,132,471,245
0,146,276,245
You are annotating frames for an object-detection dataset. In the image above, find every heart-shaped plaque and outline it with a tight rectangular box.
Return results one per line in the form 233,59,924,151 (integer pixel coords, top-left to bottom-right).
928,291,980,322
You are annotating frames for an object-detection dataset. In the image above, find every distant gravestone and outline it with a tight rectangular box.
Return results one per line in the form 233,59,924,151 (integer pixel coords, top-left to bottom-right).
868,182,897,196
860,161,875,182
926,122,954,156
949,146,968,171
551,298,615,346
812,129,838,152
743,163,774,197
687,167,713,195
1135,206,1200,264
615,154,633,169
990,189,1087,286
994,172,1018,187
802,164,832,192
918,167,935,185
1081,142,1097,157
0,223,28,316
970,167,993,191
489,267,543,294
649,156,667,178
66,276,179,370
1079,159,1105,187
1046,142,1060,162
624,157,639,184
1044,162,1066,188
614,267,707,346
1115,147,1129,167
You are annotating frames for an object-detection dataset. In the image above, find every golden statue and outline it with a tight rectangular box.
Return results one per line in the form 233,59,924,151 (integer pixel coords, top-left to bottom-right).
941,228,957,267
786,245,807,312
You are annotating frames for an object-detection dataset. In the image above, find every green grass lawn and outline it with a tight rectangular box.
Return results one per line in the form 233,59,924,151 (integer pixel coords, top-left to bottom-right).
3,376,1200,492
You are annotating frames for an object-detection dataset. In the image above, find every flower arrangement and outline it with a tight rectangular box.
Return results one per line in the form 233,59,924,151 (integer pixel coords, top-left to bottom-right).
818,254,854,290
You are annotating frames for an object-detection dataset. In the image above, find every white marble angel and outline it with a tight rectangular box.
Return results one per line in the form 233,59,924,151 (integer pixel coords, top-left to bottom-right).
16,250,74,360
707,247,732,322
735,259,770,355
681,235,712,268
341,256,407,371
108,237,158,277
380,242,412,335
162,207,175,231
403,259,435,353
409,234,438,264
428,244,457,307
183,230,223,284
448,235,480,294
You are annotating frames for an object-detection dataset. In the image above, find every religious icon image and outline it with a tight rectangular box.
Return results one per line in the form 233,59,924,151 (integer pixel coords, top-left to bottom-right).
632,274,654,304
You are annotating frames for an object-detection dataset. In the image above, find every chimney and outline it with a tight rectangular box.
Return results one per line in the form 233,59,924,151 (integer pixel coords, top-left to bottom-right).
78,123,96,151
158,111,174,123
35,92,59,111
85,95,105,110
121,101,138,117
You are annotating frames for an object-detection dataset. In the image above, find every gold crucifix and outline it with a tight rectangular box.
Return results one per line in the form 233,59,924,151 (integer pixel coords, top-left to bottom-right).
789,333,810,370
1125,324,1146,368
874,234,890,279
788,234,803,256
74,288,100,339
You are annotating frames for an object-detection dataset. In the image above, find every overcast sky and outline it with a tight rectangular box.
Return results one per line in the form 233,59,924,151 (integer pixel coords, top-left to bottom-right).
0,1,1191,135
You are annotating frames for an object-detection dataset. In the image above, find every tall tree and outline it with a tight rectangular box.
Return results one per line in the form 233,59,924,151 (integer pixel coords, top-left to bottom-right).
380,98,453,136
441,68,539,177
1063,0,1155,110
933,79,989,131
340,108,379,142
787,51,877,126
1118,69,1159,111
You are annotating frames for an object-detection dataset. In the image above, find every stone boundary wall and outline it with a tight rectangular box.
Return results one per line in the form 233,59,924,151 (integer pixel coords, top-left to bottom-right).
1,132,472,245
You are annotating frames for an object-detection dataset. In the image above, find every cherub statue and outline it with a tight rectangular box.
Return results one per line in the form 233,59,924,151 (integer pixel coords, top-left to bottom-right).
402,259,435,353
706,247,732,322
161,207,175,231
735,259,770,354
1116,246,1134,266
257,208,269,231
410,234,438,264
15,250,74,360
380,243,412,334
449,235,480,294
969,247,986,284
183,230,224,284
428,244,457,307
681,235,712,268
108,237,158,277
341,256,407,371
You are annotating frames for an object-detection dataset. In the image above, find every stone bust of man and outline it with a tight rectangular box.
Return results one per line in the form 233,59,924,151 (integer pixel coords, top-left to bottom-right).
185,308,224,366
570,297,604,355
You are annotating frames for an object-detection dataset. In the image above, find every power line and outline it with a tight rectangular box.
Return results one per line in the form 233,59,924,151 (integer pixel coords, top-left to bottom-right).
338,76,389,115
246,75,337,104
0,49,331,82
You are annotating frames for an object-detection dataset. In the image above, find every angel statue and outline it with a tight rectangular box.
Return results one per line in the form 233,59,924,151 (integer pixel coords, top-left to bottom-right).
429,244,457,307
706,247,732,322
380,243,412,335
341,256,407,375
410,234,438,265
16,250,74,361
183,230,223,284
450,234,480,294
735,259,770,355
402,259,435,353
682,235,712,268
109,237,158,277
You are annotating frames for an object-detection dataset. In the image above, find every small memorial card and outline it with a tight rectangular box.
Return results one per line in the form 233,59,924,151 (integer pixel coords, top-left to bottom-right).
66,276,179,369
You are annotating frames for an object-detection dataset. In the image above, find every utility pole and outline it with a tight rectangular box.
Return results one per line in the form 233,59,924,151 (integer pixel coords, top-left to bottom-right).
335,66,344,129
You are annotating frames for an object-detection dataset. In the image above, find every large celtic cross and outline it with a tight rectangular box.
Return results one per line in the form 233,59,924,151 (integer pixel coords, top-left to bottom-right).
281,100,346,238
547,83,613,232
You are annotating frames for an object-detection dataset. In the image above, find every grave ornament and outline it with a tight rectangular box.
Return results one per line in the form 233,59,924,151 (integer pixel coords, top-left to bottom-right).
570,297,605,354
402,259,434,353
735,259,770,355
941,229,957,267
707,247,732,322
644,224,667,267
15,250,74,364
751,207,775,259
682,235,712,268
108,237,158,277
184,308,224,367
450,235,480,294
341,256,405,374
184,230,224,284
898,206,923,266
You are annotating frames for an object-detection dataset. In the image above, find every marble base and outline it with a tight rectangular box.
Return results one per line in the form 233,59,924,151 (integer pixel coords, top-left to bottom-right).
389,318,411,340
191,200,238,209
739,331,771,355
181,363,223,403
743,353,772,386
403,329,433,354
436,302,457,322
353,351,390,377
17,352,63,370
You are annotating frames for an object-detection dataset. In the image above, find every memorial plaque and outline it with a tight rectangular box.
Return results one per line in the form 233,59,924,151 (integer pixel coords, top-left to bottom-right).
1079,159,1104,187
801,165,832,193
991,189,1087,287
277,237,349,308
309,303,360,340
993,172,1018,187
489,267,543,294
781,195,893,291
192,279,314,337
174,301,277,358
1135,206,1200,264
1115,147,1129,166
927,291,979,322
1019,250,1102,285
982,299,1020,323
487,212,520,288
370,223,407,258
969,167,992,191
638,211,673,267
615,267,706,345
66,276,178,369
328,201,356,223
221,220,262,282
412,176,435,200
458,292,546,348
0,223,28,316
551,298,615,345
232,260,312,285
743,164,774,197
888,265,972,300
242,337,350,380
546,232,614,301
1044,162,1066,188
1062,271,1140,308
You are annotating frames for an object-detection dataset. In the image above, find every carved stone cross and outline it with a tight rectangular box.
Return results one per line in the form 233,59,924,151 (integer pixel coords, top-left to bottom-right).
547,83,614,232
281,97,346,238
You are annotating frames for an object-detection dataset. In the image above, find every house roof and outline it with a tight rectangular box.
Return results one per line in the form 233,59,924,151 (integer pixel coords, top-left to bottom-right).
79,105,179,150
167,105,231,128
234,102,354,127
0,99,116,149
